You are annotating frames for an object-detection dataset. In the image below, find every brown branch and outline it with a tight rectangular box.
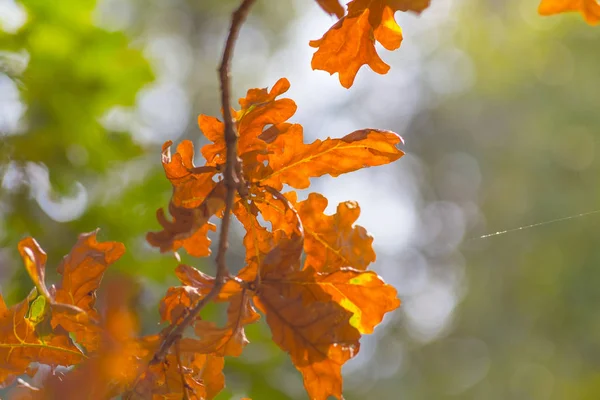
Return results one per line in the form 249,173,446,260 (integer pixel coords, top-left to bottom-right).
148,0,256,366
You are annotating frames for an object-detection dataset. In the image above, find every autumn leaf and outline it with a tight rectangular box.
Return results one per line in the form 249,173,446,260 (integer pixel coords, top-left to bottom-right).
298,267,399,334
234,200,275,282
147,140,224,256
277,192,376,272
254,262,361,400
162,140,219,209
54,230,125,318
178,289,259,357
50,230,125,352
257,128,404,190
0,290,85,388
133,350,224,399
310,0,431,88
316,0,345,18
160,286,202,324
18,237,52,300
147,182,225,256
34,280,158,400
200,78,297,166
538,0,600,24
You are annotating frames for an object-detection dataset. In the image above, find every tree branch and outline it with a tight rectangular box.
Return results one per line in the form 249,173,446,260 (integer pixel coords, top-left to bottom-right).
149,0,256,365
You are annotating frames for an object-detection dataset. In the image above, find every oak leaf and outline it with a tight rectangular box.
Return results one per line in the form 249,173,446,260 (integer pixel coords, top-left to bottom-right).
53,230,125,318
0,290,85,388
538,0,600,24
310,0,430,88
147,140,223,257
179,289,259,357
51,230,125,352
253,235,361,400
147,182,225,257
1,231,127,388
31,280,156,400
316,0,345,18
200,78,296,166
257,127,404,190
283,192,376,272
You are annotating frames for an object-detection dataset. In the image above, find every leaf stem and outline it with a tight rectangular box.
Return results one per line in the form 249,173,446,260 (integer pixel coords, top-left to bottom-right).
148,0,256,366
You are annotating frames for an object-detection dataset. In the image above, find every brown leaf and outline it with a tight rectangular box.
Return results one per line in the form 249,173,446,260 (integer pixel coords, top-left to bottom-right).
257,128,404,190
160,286,201,324
17,237,51,299
0,291,85,388
315,0,345,18
254,280,360,400
296,267,399,334
175,264,242,300
292,192,376,272
54,230,125,318
252,235,361,400
161,140,219,208
147,183,226,256
38,280,157,400
538,0,600,24
201,78,297,166
50,231,125,352
180,289,259,357
133,352,224,400
310,0,430,88
233,200,276,282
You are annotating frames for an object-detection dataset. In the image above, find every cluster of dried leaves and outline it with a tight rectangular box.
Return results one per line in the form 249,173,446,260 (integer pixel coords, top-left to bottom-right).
1,76,403,399
1,0,596,399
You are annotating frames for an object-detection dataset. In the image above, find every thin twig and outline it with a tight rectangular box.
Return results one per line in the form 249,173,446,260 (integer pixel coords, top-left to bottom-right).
148,0,256,365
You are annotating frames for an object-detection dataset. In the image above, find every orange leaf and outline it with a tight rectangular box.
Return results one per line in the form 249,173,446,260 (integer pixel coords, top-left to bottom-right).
315,0,345,18
0,291,85,388
161,140,218,209
254,276,360,400
257,128,404,190
175,264,242,300
538,0,600,24
280,192,376,272
147,182,225,256
38,281,158,400
17,237,51,300
280,267,400,334
251,234,360,400
54,230,125,319
233,193,304,282
310,0,430,88
200,78,297,166
160,286,202,324
134,351,224,399
180,289,260,357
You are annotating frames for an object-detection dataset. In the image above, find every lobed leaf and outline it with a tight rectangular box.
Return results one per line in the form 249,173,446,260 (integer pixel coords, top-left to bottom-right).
287,267,400,334
538,0,600,24
180,290,260,357
257,128,404,190
200,78,297,167
18,237,51,300
316,0,345,18
147,183,225,256
310,0,430,88
54,230,126,319
32,280,156,400
286,192,376,272
254,283,360,400
0,291,85,388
